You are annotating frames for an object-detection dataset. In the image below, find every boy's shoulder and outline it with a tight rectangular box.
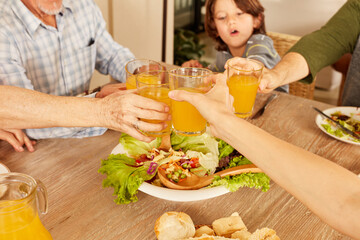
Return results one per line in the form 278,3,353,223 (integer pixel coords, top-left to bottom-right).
247,34,274,46
245,34,280,69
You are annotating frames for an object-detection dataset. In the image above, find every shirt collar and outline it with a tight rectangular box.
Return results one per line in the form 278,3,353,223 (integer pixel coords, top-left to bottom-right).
11,0,73,37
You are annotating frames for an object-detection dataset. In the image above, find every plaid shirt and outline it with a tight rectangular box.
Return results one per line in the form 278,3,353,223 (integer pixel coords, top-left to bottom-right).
0,0,135,139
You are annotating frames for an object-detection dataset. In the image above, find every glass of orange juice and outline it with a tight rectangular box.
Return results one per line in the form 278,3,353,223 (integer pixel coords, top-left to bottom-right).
125,59,165,90
0,173,52,240
227,58,264,118
136,70,171,137
169,68,213,136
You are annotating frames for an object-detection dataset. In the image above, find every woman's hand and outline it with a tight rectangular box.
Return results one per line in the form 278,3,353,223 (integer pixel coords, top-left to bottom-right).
0,129,36,152
168,74,233,138
97,91,171,142
181,60,204,68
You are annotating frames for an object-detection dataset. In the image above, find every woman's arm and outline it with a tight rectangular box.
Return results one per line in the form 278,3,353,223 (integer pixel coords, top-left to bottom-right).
168,76,360,239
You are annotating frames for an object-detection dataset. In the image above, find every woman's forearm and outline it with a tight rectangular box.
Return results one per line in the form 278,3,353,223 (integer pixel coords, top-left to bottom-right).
217,114,360,239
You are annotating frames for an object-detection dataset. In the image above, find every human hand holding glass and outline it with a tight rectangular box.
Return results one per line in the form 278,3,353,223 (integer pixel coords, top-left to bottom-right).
225,58,264,118
136,70,172,137
168,73,233,138
169,68,213,136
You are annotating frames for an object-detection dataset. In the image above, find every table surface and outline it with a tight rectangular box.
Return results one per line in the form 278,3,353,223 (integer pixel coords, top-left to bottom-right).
1,92,359,240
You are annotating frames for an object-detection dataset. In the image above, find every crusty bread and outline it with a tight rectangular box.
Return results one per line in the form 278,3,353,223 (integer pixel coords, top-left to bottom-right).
154,212,195,240
195,225,215,237
183,234,234,240
231,229,252,240
212,213,247,237
248,228,280,240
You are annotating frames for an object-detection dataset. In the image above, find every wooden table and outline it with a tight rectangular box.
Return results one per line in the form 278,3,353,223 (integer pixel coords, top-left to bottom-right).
1,92,359,240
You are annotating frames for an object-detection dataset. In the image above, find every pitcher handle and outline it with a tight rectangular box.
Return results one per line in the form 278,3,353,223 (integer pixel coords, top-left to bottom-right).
36,179,49,214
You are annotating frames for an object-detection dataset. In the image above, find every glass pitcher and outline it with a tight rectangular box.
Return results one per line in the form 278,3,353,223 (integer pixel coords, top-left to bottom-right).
0,173,53,240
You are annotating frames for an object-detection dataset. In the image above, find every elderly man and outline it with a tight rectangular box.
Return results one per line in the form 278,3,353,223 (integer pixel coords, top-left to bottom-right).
0,0,135,141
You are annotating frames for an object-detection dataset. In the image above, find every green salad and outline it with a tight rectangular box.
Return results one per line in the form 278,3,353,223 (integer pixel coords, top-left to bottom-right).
321,111,360,143
98,133,270,204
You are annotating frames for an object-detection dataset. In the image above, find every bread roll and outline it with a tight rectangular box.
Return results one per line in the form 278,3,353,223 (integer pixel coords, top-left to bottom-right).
195,226,215,237
248,228,280,240
212,214,247,237
184,234,233,239
154,212,195,240
231,229,252,240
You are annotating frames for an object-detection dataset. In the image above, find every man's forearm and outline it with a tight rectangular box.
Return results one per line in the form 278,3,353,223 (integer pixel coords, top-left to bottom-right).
273,52,310,86
0,86,101,129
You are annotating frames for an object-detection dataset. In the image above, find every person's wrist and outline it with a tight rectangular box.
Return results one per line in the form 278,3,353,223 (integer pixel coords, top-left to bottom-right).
92,98,107,128
209,111,236,140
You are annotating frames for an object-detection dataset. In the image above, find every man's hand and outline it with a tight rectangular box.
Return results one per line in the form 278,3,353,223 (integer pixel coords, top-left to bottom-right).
224,57,280,93
96,83,127,98
0,129,36,152
97,92,171,142
258,67,281,93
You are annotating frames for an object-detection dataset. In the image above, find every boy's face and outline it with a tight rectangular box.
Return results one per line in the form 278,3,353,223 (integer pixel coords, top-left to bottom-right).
213,0,260,54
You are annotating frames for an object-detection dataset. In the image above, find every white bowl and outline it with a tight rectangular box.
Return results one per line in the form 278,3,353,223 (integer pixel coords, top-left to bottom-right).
111,143,230,202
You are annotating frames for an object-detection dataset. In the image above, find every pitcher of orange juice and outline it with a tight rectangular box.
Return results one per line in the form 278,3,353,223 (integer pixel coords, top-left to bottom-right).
0,173,52,240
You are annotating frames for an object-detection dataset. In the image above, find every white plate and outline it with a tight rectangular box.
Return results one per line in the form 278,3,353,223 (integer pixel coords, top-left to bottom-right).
315,106,360,145
111,143,230,202
0,163,10,174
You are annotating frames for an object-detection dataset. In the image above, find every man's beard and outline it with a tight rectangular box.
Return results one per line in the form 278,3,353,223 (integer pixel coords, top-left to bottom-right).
37,1,62,15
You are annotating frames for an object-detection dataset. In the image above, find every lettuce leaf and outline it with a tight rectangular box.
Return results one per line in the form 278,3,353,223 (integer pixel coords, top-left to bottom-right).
98,154,155,204
170,132,219,156
218,139,235,159
209,155,270,192
119,133,161,157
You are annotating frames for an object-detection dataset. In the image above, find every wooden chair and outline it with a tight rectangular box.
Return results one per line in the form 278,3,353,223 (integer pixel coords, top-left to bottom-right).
267,32,316,99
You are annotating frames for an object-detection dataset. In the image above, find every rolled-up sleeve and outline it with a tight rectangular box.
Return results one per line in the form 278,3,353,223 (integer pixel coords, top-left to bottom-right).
289,0,360,83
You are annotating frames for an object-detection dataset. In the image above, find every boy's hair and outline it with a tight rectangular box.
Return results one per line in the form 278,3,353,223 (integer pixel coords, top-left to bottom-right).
205,0,266,51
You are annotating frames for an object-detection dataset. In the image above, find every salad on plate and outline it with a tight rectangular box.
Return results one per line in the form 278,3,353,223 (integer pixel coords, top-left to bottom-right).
98,133,270,204
321,110,360,143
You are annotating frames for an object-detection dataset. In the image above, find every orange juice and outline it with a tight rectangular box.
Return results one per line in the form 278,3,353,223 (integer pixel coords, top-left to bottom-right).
0,201,52,240
171,87,206,136
228,75,259,118
126,75,137,89
138,87,171,137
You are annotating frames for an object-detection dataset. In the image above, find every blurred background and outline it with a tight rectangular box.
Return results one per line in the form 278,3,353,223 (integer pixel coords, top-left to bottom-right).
93,0,347,105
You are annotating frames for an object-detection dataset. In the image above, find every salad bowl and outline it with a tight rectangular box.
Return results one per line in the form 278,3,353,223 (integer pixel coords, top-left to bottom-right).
111,142,230,202
101,133,270,204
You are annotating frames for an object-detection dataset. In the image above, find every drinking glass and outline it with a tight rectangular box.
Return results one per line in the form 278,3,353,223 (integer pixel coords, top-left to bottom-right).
125,59,164,89
169,68,213,136
227,58,264,118
0,173,52,240
136,70,171,137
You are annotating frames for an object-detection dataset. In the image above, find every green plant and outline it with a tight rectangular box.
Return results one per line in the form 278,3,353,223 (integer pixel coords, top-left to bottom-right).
173,28,208,66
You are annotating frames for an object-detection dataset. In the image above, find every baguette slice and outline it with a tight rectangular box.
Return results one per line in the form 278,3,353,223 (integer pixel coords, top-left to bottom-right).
249,228,280,240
